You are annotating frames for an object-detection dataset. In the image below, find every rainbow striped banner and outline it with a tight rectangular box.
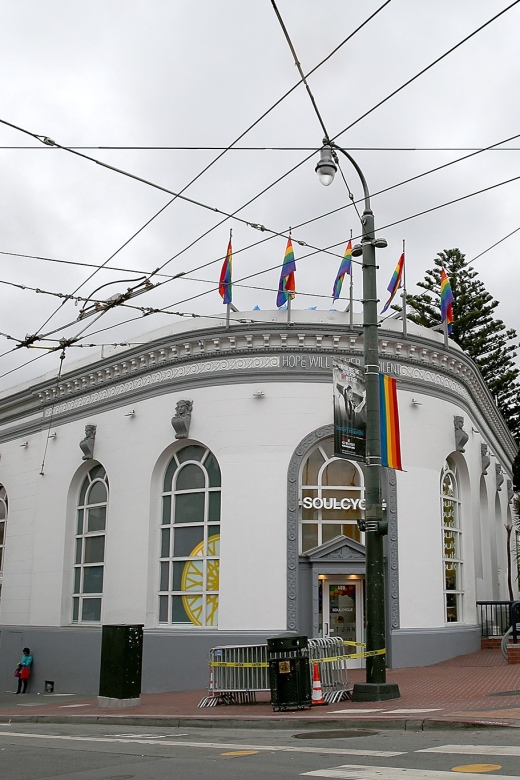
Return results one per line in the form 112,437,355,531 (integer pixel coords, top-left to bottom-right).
379,374,403,470
440,268,454,334
277,237,296,308
219,237,233,304
381,253,404,313
332,240,352,301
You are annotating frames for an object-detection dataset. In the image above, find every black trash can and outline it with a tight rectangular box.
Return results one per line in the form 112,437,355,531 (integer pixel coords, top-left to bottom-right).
267,634,311,711
98,624,143,707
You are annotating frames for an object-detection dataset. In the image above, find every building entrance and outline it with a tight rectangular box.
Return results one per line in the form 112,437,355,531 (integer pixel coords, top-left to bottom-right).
320,576,364,667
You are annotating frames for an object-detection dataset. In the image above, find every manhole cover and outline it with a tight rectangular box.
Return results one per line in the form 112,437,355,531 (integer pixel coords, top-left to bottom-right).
487,689,520,697
293,729,378,740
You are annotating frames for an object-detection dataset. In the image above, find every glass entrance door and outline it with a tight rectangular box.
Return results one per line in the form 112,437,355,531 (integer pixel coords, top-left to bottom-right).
321,578,364,667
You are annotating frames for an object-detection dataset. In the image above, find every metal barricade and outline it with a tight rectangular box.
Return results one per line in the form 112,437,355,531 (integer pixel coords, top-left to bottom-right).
308,637,351,704
198,637,352,707
198,644,269,707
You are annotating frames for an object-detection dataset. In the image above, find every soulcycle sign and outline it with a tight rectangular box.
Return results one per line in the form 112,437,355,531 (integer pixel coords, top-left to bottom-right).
300,496,366,511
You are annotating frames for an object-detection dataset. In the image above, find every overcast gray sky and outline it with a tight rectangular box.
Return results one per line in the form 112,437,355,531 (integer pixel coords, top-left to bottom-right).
1,0,520,390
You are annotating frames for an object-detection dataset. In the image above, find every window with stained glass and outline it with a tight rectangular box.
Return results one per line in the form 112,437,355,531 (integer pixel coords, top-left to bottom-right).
159,445,221,626
0,485,7,601
441,459,463,622
300,439,364,553
72,465,109,623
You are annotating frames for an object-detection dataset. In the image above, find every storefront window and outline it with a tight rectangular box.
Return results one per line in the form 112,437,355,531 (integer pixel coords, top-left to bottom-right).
300,440,364,552
72,465,109,623
159,445,221,626
441,459,463,622
0,485,7,601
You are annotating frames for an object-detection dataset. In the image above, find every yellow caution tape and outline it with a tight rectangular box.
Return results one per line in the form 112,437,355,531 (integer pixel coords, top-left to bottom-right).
209,646,386,667
343,640,367,647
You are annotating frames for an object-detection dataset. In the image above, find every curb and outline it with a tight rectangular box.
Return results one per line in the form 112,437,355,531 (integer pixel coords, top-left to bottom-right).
0,714,518,730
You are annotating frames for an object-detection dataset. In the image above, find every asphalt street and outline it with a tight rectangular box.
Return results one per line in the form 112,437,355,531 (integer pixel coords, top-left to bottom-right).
1,724,520,780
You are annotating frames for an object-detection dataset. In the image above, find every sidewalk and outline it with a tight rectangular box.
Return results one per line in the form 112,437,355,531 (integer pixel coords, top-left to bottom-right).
1,649,520,729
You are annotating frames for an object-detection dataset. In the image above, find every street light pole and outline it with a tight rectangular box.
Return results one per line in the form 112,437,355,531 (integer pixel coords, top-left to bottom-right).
316,142,400,701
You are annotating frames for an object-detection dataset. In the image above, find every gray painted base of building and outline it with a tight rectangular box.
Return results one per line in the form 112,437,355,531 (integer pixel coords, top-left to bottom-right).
0,625,284,694
0,624,482,694
390,625,481,668
97,696,141,708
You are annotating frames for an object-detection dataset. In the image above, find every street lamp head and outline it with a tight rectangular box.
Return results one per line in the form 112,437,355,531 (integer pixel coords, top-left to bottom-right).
315,144,337,186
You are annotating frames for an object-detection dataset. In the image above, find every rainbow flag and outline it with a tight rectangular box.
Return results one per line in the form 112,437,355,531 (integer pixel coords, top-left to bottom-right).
381,253,404,313
219,237,232,304
277,237,296,308
332,240,352,301
379,374,403,470
440,267,454,334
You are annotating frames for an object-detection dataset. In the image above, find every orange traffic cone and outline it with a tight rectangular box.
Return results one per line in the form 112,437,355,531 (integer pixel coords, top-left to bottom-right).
311,662,325,705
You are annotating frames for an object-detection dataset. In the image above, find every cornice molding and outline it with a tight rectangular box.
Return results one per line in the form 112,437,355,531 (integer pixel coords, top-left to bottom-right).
0,321,516,463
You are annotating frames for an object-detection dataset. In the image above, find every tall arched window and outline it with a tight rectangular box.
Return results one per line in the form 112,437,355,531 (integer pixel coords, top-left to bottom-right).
159,444,221,626
441,459,463,622
300,439,364,553
0,485,7,601
72,465,109,623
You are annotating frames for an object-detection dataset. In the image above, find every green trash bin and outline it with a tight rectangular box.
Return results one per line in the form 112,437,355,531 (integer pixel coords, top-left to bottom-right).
98,624,143,706
267,635,311,711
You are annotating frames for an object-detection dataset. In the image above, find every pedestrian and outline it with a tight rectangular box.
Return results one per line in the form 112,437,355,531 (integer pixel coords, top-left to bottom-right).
15,647,33,694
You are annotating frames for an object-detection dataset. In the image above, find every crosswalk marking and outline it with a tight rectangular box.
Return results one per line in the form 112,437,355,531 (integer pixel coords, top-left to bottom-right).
386,709,442,714
419,745,520,757
0,731,404,758
301,764,519,780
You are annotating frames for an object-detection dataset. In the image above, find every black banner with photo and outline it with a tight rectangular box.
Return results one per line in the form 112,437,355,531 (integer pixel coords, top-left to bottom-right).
333,357,367,461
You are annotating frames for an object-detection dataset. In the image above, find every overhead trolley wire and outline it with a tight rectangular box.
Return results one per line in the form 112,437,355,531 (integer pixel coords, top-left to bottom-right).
7,0,392,345
331,0,520,144
2,1,518,361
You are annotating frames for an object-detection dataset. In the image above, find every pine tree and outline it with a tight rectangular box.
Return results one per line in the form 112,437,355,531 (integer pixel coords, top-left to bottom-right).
403,249,520,442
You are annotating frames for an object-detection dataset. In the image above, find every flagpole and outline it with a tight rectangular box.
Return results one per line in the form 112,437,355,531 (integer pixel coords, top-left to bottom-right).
443,315,448,348
349,229,354,329
402,239,407,338
287,293,291,323
226,228,232,329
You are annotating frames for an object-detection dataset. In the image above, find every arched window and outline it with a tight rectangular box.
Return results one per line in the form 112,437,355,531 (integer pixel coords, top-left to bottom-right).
300,438,364,553
159,445,221,626
0,485,7,600
72,465,109,623
441,459,463,622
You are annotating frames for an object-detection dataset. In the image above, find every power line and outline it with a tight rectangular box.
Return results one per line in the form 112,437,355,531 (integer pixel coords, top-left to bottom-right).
5,2,392,343
4,124,519,345
3,145,520,151
3,4,517,357
469,225,520,264
332,0,520,144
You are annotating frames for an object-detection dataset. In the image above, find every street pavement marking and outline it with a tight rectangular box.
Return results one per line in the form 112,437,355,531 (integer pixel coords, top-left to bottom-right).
330,709,384,714
419,745,520,757
0,731,405,757
452,765,503,773
386,709,442,714
59,704,92,708
221,750,259,756
301,764,520,780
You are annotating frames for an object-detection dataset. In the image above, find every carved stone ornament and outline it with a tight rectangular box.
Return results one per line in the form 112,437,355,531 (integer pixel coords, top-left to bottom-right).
79,424,96,461
495,463,504,492
171,399,193,439
507,479,514,503
454,415,469,453
481,443,490,476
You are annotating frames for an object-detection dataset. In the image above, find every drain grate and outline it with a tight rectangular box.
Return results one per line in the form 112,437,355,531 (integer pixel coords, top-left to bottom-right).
293,729,379,740
487,689,520,697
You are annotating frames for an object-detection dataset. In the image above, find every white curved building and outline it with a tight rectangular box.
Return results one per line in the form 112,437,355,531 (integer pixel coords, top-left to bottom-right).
0,310,516,693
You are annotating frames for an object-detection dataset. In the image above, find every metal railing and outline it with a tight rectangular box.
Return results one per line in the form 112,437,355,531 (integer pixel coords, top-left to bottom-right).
198,637,352,707
477,600,513,638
